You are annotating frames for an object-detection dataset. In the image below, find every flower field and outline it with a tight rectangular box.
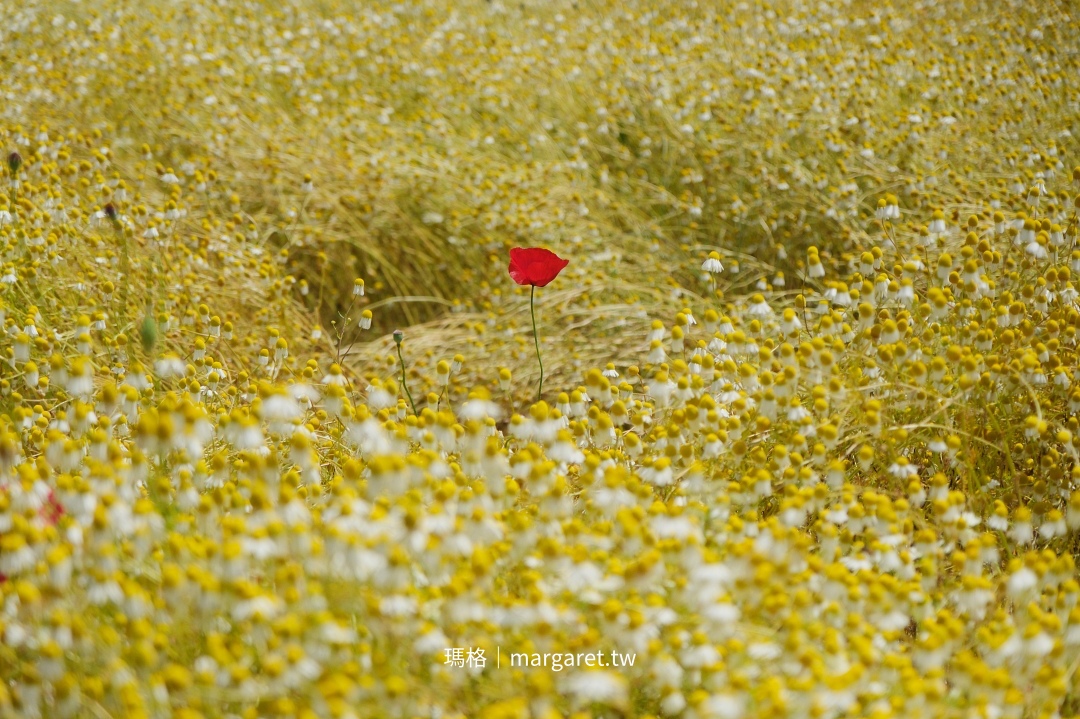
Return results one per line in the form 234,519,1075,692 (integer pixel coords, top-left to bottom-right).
2,0,1080,716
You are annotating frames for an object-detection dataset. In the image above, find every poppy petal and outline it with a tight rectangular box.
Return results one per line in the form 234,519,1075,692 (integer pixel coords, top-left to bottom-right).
508,249,531,285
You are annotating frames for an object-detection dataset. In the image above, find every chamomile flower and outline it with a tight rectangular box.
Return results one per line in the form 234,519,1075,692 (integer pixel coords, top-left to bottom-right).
702,251,724,274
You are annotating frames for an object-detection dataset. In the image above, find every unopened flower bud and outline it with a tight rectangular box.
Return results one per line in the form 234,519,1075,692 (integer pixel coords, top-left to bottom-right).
141,313,157,353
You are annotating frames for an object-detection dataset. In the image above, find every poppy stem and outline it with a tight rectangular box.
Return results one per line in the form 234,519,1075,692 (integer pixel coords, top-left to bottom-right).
530,285,544,402
397,342,418,415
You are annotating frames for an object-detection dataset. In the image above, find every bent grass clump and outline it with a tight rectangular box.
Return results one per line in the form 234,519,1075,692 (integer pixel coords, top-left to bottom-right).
1,0,1080,717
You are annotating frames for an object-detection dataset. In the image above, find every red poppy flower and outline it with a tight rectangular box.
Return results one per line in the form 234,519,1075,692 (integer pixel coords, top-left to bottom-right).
0,487,63,584
508,247,569,287
42,489,64,525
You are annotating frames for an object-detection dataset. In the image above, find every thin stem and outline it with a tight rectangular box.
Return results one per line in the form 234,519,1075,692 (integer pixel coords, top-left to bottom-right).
530,285,544,402
397,342,417,415
334,296,357,365
116,222,130,321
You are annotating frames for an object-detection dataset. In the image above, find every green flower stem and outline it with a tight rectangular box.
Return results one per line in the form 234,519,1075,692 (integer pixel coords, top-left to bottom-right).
397,342,418,415
531,285,544,402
